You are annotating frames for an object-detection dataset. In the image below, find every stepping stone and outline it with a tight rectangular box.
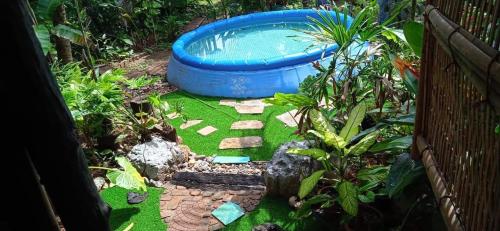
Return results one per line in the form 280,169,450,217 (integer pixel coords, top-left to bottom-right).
276,109,301,127
220,99,237,107
235,105,264,114
240,99,271,107
213,156,250,164
212,202,245,225
230,120,264,130
219,136,263,149
197,126,217,136
180,120,203,129
166,112,180,119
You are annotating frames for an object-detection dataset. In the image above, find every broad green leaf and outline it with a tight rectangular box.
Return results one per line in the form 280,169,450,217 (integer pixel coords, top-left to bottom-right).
347,131,379,156
108,156,147,191
307,130,325,140
357,191,375,203
349,123,388,145
106,170,119,187
310,110,346,149
338,181,358,216
287,148,328,160
121,38,134,46
264,93,315,107
381,27,407,43
357,166,389,183
383,114,415,126
403,21,424,57
52,24,86,46
386,153,424,197
298,170,325,199
34,24,53,55
403,69,419,95
324,132,347,149
357,166,389,192
309,109,335,134
369,135,413,153
496,124,500,134
340,103,367,143
37,0,64,20
293,194,332,218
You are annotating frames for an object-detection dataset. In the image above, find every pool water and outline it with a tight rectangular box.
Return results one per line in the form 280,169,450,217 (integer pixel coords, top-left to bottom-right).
185,22,321,62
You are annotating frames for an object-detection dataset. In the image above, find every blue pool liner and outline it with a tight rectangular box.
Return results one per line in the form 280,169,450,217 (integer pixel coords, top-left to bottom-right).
171,9,350,72
167,9,366,98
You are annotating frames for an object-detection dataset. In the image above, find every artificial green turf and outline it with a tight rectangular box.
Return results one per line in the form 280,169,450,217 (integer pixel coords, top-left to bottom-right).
222,197,328,231
163,91,300,160
100,186,166,231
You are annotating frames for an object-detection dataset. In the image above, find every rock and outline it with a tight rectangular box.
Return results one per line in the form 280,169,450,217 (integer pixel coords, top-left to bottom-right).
194,160,210,172
127,192,148,204
93,177,106,190
288,196,299,208
252,223,283,231
147,178,164,187
128,136,186,180
179,144,191,161
264,141,320,197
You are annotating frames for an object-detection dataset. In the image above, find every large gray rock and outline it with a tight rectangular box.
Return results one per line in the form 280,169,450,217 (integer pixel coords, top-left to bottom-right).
128,136,186,180
264,141,320,197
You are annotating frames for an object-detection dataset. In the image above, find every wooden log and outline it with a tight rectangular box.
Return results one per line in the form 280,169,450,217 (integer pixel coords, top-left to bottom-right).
172,172,265,186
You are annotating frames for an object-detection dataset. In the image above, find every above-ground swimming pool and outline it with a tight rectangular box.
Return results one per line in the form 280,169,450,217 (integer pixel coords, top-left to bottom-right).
167,9,353,98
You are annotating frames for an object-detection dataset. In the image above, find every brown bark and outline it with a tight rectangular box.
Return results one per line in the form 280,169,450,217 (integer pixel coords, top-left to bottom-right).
53,4,73,63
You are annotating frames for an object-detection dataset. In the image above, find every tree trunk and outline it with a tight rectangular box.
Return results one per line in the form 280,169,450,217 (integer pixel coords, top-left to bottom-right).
302,0,310,8
53,4,73,64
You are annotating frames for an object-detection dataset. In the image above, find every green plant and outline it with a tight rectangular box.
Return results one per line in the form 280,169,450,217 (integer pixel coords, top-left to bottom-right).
173,101,188,122
288,103,386,219
31,0,87,56
148,92,171,126
120,106,159,141
264,93,317,133
403,21,424,57
292,5,389,124
124,75,160,90
53,63,125,142
385,153,424,198
90,156,147,191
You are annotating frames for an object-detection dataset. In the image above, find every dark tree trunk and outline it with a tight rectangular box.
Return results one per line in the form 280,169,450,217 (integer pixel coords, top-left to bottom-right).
302,0,311,8
1,1,110,230
53,4,73,63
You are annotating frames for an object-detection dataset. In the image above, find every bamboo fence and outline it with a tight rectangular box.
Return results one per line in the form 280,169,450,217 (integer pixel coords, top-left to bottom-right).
413,0,500,230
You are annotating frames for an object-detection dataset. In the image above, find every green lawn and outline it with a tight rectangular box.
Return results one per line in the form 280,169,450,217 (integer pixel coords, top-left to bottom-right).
222,197,328,231
101,187,166,231
163,91,299,160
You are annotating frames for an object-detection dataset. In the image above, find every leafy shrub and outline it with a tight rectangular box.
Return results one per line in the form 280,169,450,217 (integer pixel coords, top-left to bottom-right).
53,62,125,140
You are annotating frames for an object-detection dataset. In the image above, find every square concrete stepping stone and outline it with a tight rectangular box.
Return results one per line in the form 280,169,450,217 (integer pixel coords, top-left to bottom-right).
180,120,203,129
276,109,301,127
219,99,237,107
235,105,264,114
240,99,271,107
219,136,263,149
230,120,264,130
166,112,180,119
197,126,217,136
212,156,250,164
212,202,245,225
